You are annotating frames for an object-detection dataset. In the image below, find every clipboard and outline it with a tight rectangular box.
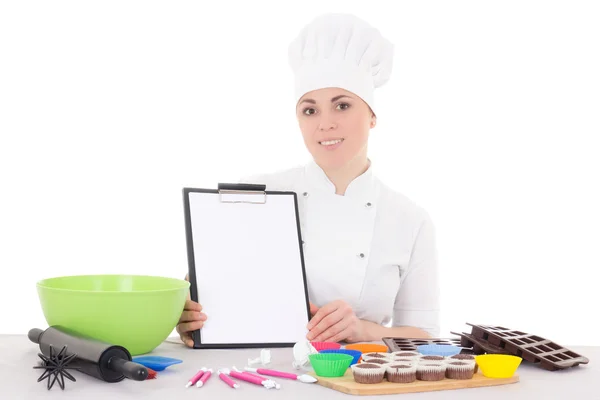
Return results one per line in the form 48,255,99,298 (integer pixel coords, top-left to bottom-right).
183,183,311,349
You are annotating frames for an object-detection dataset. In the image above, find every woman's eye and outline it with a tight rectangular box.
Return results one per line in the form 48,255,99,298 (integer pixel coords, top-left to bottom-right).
303,108,316,115
336,103,350,110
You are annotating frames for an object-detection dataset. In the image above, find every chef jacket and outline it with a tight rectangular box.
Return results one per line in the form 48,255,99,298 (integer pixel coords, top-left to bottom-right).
240,159,440,337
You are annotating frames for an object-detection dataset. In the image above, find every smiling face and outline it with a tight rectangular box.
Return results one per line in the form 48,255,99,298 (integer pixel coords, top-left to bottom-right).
296,87,375,171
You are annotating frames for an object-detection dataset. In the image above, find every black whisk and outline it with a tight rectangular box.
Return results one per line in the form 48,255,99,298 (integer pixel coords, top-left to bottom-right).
34,344,78,390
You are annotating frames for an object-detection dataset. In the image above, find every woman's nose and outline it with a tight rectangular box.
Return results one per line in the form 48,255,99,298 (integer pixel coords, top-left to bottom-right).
318,118,337,131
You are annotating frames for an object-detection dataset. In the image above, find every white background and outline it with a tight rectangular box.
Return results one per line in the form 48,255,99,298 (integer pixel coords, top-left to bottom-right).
1,1,598,346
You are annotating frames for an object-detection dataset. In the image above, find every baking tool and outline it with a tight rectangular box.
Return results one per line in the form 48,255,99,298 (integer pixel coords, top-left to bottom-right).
292,340,319,369
185,367,207,388
221,368,279,389
29,326,148,383
466,323,589,371
146,368,157,380
383,337,470,353
223,366,281,389
319,349,362,365
311,368,519,395
311,341,341,351
344,343,388,361
33,344,77,390
475,354,522,378
218,369,240,389
244,367,317,383
247,349,271,366
36,274,189,355
196,368,213,387
132,356,182,371
237,367,282,389
451,331,511,355
416,344,462,357
308,353,353,377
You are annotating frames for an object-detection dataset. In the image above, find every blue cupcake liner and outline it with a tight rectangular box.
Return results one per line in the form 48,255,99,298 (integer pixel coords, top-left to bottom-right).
319,349,362,365
417,344,462,357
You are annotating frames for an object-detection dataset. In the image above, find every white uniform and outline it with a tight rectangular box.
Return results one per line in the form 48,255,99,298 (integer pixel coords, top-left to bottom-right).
241,160,440,337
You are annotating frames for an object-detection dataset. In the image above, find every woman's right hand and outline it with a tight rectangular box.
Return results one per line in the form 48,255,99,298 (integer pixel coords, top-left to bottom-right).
176,299,207,348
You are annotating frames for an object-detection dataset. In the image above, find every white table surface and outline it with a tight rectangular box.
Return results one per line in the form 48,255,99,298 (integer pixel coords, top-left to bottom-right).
1,334,596,399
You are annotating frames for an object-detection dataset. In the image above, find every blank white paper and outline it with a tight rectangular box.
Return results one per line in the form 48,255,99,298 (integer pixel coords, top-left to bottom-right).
188,191,309,345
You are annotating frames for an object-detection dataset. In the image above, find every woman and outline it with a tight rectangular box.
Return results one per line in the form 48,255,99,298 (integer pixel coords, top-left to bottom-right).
176,13,440,347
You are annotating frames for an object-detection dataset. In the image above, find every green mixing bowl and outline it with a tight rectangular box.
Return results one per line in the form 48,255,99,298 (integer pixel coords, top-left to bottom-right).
36,275,190,356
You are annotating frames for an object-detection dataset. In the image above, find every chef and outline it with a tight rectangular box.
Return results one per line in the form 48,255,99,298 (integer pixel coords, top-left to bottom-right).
177,13,440,347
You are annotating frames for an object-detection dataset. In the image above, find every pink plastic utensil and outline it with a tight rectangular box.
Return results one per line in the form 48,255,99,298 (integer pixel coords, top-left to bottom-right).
222,368,279,389
244,367,317,383
185,367,206,388
196,368,213,387
218,369,239,389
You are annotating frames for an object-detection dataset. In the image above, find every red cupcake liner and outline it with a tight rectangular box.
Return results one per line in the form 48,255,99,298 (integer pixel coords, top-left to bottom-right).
311,341,342,351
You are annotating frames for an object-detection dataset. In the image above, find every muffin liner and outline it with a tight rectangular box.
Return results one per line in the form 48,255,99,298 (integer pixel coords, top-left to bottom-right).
311,341,342,351
362,352,391,362
419,355,447,364
351,363,386,384
391,351,420,358
445,358,476,367
417,360,445,367
387,361,413,367
386,363,417,384
416,363,447,381
344,343,388,354
417,344,462,357
319,349,362,365
362,358,391,366
308,353,353,377
475,354,522,378
448,354,476,361
391,357,418,365
449,354,478,372
445,361,476,380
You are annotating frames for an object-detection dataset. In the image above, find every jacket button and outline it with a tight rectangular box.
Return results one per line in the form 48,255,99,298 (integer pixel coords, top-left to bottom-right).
359,253,365,258
303,192,309,197
365,202,372,208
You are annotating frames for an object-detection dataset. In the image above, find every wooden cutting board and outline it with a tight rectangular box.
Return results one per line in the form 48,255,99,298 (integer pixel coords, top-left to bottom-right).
311,370,519,396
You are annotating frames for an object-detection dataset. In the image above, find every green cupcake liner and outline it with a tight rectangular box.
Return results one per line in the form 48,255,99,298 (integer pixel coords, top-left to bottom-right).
308,353,354,377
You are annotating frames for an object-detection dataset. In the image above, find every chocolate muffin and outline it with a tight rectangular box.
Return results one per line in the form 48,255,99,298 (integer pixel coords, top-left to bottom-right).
386,364,417,383
445,361,475,380
416,363,446,381
363,352,389,359
366,358,390,365
351,363,386,384
449,354,478,373
393,358,416,365
362,352,390,363
449,354,475,360
391,351,420,363
391,351,420,358
420,355,445,362
364,358,390,378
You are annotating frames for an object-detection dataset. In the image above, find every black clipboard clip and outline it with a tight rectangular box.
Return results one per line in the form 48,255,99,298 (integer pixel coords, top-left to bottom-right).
217,183,267,204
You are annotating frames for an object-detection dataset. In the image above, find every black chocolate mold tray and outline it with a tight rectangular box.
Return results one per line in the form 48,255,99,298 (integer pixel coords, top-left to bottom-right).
451,331,511,355
467,323,590,371
383,337,474,354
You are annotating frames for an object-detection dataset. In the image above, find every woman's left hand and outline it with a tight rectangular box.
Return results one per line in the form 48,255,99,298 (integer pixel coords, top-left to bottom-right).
306,300,367,343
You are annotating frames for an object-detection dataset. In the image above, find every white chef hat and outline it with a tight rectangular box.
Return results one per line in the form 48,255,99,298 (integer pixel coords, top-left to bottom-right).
288,13,394,115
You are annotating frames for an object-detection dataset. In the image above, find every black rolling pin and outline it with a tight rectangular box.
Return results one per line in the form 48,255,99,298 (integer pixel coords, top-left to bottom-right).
28,326,148,382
